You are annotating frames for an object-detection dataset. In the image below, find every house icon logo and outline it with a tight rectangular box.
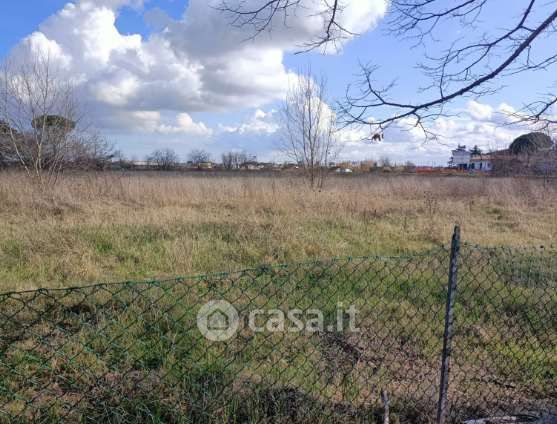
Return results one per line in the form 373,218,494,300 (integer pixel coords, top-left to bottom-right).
197,300,239,341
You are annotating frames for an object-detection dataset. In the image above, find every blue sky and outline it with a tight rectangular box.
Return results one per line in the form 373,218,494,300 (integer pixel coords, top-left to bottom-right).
1,0,552,165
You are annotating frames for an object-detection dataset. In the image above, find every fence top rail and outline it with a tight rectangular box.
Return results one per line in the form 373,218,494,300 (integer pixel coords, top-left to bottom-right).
460,241,557,253
0,246,453,297
0,242,554,297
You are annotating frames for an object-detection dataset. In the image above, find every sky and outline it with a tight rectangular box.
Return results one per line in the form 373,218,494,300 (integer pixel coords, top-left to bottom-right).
1,0,554,165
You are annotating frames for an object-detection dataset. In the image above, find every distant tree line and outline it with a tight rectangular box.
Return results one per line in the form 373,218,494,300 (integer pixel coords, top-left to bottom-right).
221,151,249,170
140,149,262,171
145,149,180,171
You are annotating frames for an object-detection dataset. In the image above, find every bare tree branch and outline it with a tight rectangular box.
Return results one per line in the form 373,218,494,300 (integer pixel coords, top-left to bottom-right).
217,0,557,140
510,94,557,131
341,0,557,140
216,0,354,52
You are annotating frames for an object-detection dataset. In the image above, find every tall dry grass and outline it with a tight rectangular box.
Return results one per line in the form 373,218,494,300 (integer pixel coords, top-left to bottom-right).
0,171,556,291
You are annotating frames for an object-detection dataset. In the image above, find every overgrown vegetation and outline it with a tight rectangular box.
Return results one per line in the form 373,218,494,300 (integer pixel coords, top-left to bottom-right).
0,247,554,422
0,172,556,422
0,172,556,292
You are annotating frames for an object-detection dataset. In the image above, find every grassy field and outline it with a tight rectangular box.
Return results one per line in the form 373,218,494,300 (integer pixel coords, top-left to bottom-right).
0,171,556,291
0,245,555,422
0,172,555,422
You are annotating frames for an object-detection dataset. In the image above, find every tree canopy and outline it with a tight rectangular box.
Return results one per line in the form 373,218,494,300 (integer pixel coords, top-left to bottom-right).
509,132,554,155
31,115,76,133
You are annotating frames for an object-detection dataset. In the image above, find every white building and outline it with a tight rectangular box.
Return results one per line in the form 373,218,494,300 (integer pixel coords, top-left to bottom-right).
449,145,493,172
469,156,493,171
335,168,353,174
450,145,472,170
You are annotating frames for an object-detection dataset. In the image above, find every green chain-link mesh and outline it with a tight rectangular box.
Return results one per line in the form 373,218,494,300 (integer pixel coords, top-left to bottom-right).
0,244,555,423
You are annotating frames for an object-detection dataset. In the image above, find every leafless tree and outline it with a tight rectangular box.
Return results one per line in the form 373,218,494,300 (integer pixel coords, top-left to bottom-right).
147,148,180,171
280,69,339,189
67,133,116,170
222,150,249,169
0,53,113,184
113,150,134,170
219,1,557,138
188,149,212,166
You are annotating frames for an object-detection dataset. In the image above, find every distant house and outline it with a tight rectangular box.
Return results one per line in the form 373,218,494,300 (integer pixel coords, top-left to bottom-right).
241,161,261,171
449,145,494,172
282,162,299,170
450,133,557,175
450,145,472,170
335,168,353,174
469,154,493,172
260,162,278,170
130,160,152,170
198,162,213,170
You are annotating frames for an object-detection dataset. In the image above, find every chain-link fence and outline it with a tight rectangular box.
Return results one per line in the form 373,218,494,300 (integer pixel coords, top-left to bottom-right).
0,229,555,423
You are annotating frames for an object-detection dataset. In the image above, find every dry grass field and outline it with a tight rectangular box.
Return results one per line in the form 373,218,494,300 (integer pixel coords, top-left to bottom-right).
0,171,555,422
0,171,556,291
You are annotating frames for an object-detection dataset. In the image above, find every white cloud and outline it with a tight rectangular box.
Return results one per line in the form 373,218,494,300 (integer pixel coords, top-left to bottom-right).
87,0,145,9
467,100,493,120
170,113,213,136
39,3,143,67
18,32,72,69
220,109,280,134
498,102,516,115
338,0,390,35
94,72,140,106
175,0,387,55
100,110,213,137
7,0,388,137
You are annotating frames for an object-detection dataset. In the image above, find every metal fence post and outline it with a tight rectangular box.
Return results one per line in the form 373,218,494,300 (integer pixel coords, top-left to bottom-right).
436,225,461,424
